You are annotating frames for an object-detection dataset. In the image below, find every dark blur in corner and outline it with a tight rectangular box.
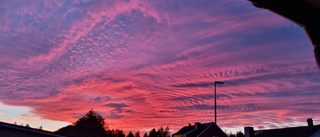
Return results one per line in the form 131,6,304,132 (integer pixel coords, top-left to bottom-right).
248,0,320,69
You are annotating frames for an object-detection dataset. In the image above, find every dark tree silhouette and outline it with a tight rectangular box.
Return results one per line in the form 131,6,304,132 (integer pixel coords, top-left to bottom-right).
108,129,125,137
235,131,245,137
227,131,245,137
25,124,30,128
55,110,171,137
135,131,140,137
143,132,148,137
127,131,134,137
158,126,170,137
148,128,158,137
55,109,108,137
147,126,170,137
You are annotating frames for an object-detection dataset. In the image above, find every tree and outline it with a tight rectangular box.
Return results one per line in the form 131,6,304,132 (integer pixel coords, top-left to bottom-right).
235,131,245,137
25,124,30,128
127,131,134,137
143,132,148,137
148,128,158,137
227,131,245,137
55,109,108,137
158,127,164,137
135,131,140,137
108,129,125,137
147,126,170,137
158,126,170,137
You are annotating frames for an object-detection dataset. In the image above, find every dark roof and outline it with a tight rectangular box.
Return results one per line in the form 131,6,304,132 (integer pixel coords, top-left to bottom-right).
172,122,228,137
254,125,320,137
0,121,67,137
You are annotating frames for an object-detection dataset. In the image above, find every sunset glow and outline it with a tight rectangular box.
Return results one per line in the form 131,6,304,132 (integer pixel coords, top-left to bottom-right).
0,0,319,134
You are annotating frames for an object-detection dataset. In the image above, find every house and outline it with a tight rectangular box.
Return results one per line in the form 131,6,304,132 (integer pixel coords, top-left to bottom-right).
172,122,228,137
0,121,67,137
244,118,320,137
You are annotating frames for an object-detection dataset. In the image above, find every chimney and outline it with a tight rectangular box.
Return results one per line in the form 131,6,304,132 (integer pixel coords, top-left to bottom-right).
307,118,313,129
195,122,201,130
244,127,254,137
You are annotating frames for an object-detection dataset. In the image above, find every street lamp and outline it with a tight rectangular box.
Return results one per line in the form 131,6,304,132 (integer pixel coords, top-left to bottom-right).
214,81,224,137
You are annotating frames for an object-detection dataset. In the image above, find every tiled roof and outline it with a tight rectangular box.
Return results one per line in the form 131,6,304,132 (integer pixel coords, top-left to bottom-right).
254,125,320,137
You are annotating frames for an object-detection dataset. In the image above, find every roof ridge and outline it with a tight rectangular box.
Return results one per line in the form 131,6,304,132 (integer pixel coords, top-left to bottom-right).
0,121,65,137
256,124,320,131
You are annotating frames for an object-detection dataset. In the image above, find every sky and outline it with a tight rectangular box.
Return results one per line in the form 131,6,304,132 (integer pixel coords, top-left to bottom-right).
0,0,320,134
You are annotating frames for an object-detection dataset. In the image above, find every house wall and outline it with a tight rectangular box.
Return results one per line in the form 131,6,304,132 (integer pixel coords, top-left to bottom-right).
0,126,61,137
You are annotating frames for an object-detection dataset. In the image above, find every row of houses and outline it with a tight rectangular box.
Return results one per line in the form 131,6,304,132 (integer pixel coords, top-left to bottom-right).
0,118,319,137
172,118,320,137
